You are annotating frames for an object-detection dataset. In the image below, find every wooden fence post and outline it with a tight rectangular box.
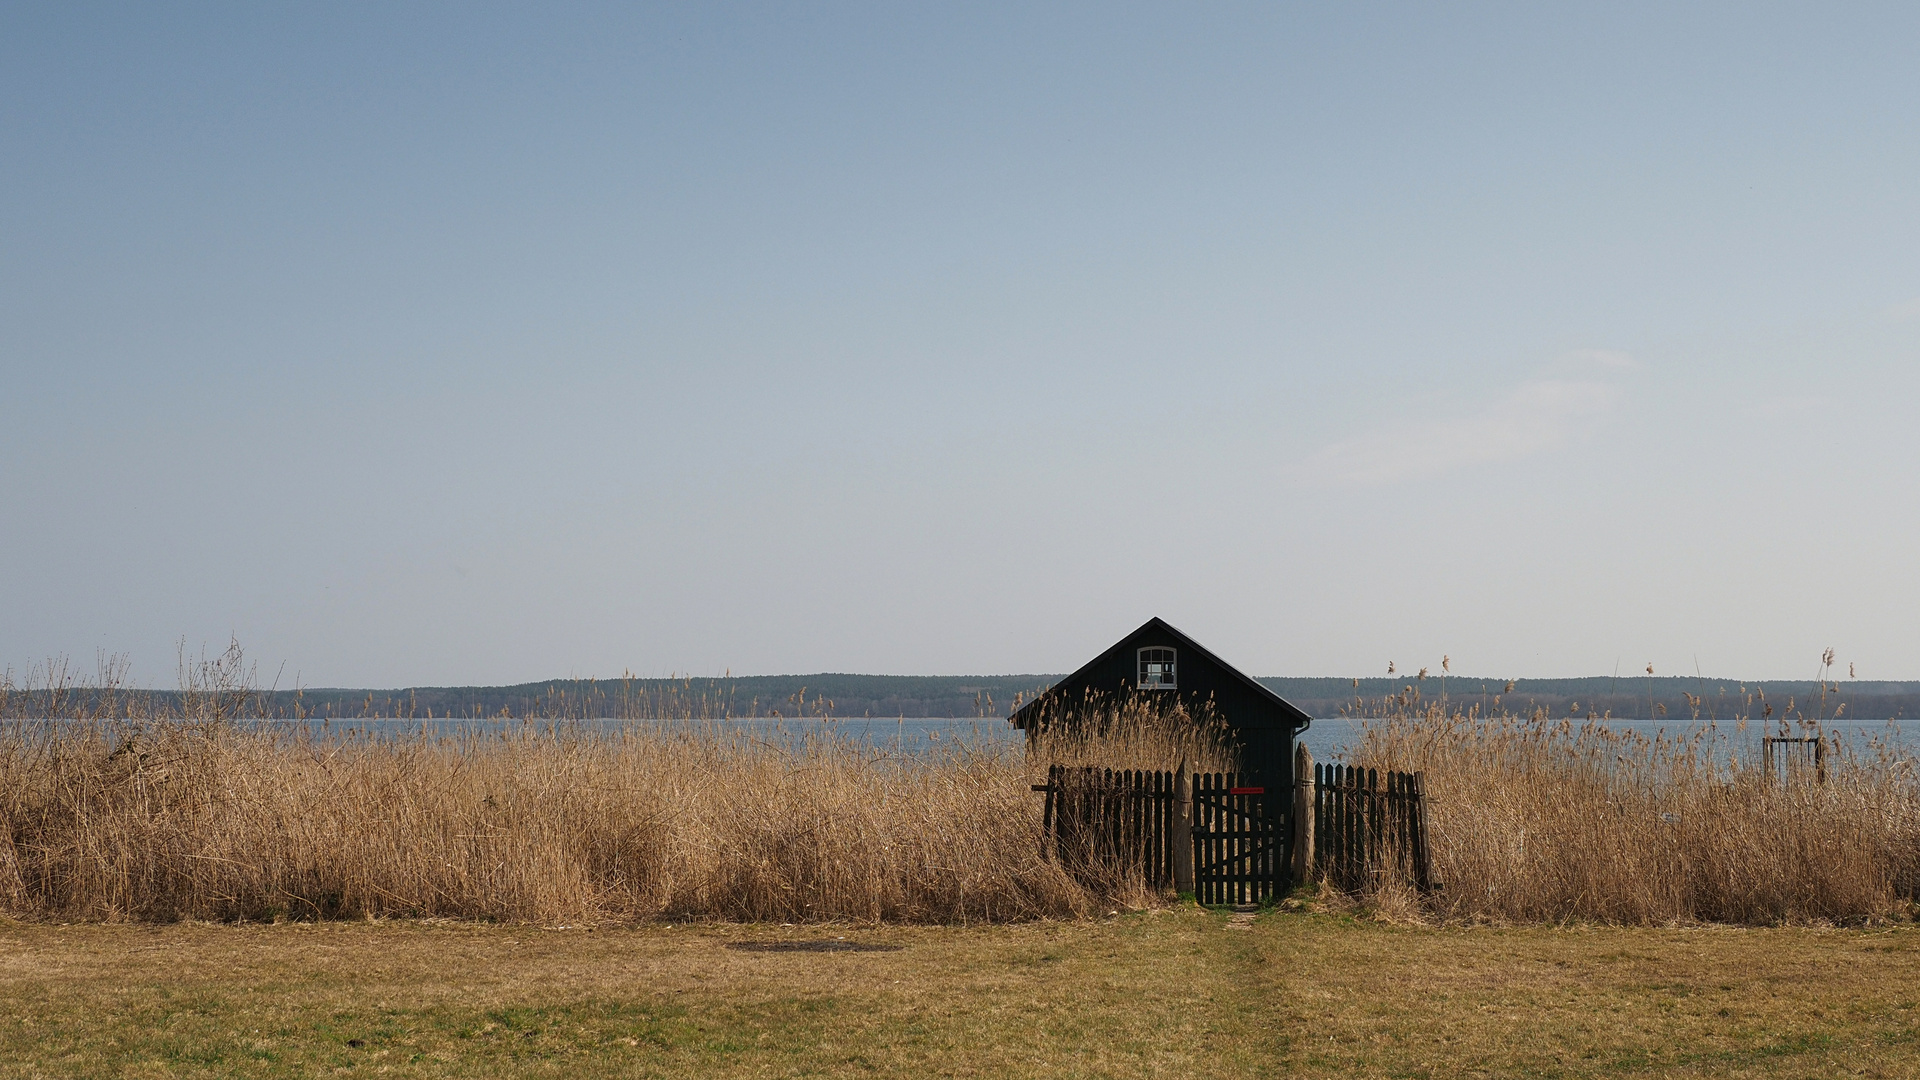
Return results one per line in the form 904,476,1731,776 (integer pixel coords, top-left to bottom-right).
1411,770,1433,893
1172,758,1194,896
1292,743,1314,890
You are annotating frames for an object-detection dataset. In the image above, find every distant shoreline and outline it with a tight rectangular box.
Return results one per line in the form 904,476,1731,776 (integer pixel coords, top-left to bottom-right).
47,673,1911,722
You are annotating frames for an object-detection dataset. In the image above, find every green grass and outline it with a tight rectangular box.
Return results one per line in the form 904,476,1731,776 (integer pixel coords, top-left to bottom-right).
3,910,1918,1078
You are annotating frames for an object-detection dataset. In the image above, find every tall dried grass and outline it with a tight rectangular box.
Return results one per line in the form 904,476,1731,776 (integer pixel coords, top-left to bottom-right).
19,644,1913,927
0,650,1198,925
1345,692,1920,924
1022,690,1239,774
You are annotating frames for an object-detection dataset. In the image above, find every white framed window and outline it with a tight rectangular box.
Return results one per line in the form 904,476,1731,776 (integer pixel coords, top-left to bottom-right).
1138,647,1176,690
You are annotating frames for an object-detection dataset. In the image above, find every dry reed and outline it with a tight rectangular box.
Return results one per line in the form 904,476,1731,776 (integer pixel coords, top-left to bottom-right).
1345,692,1920,925
1021,690,1239,774
0,650,1199,925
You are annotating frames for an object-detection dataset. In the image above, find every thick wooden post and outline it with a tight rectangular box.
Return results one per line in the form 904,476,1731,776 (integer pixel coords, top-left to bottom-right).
1411,770,1433,892
1292,744,1314,889
1172,758,1194,896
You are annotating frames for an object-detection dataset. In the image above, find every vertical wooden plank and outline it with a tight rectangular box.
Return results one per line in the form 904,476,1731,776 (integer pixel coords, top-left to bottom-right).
1314,762,1326,883
1250,779,1259,905
1145,770,1155,886
1236,776,1247,906
1322,764,1334,890
1099,768,1111,868
1206,772,1218,905
1354,767,1366,889
1412,770,1432,893
1130,770,1141,882
1257,778,1268,904
1408,772,1418,881
1170,768,1178,889
1216,772,1226,906
1261,782,1272,903
1043,764,1058,861
1153,769,1164,887
1248,782,1258,905
1192,772,1205,905
1155,769,1165,887
1125,769,1136,877
1198,772,1212,905
1188,772,1198,904
1214,775,1225,906
1390,770,1403,885
1230,777,1243,905
1221,774,1232,906
1293,744,1314,892
1392,771,1405,886
1345,764,1357,892
1401,772,1413,882
1134,770,1145,880
1338,764,1350,893
1211,772,1223,906
1404,772,1417,885
1163,769,1173,887
1121,764,1136,876
1144,764,1159,883
1366,768,1375,889
1219,772,1228,906
1059,766,1073,866
1329,764,1342,892
1250,783,1260,905
1257,779,1267,904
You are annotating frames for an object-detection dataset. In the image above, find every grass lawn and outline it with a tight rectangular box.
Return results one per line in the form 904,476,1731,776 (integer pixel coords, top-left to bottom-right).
2,908,1917,1078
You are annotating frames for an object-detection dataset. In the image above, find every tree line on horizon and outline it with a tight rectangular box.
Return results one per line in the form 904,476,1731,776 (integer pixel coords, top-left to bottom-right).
10,672,1913,722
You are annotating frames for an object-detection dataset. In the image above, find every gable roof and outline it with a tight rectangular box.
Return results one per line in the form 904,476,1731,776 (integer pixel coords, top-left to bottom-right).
1008,616,1312,730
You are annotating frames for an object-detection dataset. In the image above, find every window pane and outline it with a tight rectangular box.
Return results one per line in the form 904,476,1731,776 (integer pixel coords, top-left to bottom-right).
1139,648,1175,688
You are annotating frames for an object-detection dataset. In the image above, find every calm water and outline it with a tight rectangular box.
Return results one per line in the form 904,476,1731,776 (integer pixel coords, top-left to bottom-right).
246,716,1023,754
226,713,1916,765
1298,715,1916,766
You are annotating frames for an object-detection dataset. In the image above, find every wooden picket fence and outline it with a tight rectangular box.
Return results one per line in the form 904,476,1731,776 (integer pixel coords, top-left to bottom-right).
1311,762,1433,894
1035,757,1435,900
1034,765,1179,886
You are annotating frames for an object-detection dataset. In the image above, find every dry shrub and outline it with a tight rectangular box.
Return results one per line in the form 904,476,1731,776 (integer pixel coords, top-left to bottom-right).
1348,706,1920,924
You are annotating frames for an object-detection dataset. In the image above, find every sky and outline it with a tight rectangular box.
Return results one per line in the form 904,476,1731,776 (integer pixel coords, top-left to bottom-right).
4,3,1918,688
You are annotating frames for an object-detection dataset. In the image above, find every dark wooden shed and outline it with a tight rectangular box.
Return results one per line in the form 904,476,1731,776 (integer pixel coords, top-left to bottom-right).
1008,617,1313,788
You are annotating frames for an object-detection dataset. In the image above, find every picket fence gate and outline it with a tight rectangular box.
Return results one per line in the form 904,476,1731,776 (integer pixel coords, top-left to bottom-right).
1034,753,1433,902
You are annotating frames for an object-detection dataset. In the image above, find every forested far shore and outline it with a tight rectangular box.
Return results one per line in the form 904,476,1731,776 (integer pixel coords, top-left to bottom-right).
6,673,1918,723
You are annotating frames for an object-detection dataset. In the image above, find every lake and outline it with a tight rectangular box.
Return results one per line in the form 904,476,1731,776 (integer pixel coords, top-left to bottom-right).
233,713,1917,766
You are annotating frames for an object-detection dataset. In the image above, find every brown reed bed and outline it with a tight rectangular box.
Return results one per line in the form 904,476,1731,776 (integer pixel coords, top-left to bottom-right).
0,649,1215,926
12,645,1917,928
0,717,1091,925
1342,685,1920,925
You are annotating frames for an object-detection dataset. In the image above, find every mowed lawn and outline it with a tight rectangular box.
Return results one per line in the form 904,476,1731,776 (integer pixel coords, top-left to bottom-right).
2,909,1918,1079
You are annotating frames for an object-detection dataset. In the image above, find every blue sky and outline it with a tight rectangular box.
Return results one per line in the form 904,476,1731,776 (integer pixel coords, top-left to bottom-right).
4,3,1918,687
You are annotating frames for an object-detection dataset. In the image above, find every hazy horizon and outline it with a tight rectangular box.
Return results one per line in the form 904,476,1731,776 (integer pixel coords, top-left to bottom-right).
6,6,1918,685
